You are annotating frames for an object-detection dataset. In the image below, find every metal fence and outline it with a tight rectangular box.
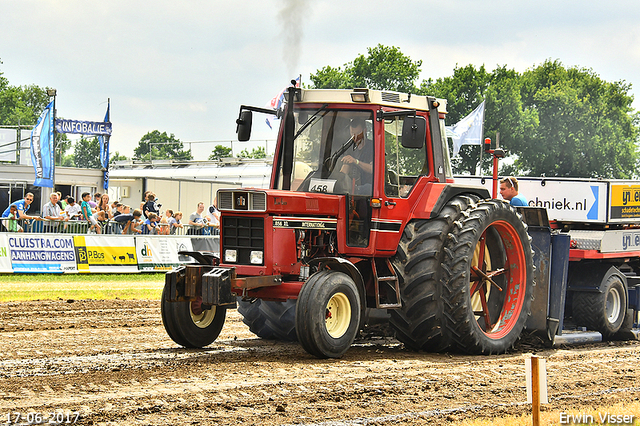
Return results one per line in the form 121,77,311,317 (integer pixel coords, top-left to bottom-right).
0,217,219,236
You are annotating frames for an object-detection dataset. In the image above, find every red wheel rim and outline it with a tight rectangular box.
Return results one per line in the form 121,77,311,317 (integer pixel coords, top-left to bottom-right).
470,220,527,339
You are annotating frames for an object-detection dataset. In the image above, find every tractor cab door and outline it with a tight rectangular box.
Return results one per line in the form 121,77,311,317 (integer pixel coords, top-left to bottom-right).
371,114,431,252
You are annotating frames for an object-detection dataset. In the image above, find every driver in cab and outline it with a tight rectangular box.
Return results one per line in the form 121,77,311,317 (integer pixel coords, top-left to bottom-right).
340,118,373,195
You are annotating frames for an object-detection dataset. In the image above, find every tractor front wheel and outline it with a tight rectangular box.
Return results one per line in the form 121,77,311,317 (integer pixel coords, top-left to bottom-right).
161,287,226,348
295,271,361,358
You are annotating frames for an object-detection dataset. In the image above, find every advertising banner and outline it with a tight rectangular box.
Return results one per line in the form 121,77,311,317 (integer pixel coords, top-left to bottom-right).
30,101,55,188
609,182,640,223
0,234,13,272
7,235,76,273
73,235,138,273
453,177,607,223
136,237,194,271
55,119,112,136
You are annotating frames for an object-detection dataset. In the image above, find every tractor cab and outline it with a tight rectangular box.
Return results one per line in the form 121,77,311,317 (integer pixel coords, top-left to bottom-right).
235,86,453,253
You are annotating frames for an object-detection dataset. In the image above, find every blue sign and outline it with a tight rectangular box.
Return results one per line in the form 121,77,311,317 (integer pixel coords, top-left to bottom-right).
56,119,112,136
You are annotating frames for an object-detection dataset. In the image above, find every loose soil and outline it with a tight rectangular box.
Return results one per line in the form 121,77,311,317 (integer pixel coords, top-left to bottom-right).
1,299,639,425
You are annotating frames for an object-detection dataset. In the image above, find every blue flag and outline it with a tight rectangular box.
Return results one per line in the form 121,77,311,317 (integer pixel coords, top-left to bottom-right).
30,101,54,188
98,103,110,190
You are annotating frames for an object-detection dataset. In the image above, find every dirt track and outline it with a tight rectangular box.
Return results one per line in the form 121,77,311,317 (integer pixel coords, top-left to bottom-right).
1,299,639,425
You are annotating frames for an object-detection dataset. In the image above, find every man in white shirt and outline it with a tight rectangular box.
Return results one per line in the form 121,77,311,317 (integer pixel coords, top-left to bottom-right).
42,192,67,232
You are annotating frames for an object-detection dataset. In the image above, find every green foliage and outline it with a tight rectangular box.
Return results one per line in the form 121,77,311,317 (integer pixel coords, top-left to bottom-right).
238,146,266,159
133,130,192,161
310,44,421,93
74,136,101,169
515,60,639,178
110,151,128,163
422,60,639,178
208,144,233,161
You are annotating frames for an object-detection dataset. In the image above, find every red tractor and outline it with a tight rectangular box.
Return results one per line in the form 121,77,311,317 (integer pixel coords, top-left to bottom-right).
161,83,535,358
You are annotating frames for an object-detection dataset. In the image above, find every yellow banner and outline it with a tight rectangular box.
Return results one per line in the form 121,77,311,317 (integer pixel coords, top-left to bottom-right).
610,184,640,207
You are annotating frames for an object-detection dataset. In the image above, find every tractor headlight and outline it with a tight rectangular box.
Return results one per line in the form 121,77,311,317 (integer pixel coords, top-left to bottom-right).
250,250,263,264
224,249,237,263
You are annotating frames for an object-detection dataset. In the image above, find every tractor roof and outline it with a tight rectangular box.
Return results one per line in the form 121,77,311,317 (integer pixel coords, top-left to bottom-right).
298,88,447,114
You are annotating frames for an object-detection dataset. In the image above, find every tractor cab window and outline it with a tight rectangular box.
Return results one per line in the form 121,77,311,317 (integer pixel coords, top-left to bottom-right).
384,116,428,198
282,108,374,197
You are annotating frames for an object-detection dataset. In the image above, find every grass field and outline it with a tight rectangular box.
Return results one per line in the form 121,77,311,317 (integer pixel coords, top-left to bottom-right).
0,273,165,302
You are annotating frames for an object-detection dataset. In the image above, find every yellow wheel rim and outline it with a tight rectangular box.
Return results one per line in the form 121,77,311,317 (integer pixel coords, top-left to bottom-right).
190,304,216,329
325,292,351,338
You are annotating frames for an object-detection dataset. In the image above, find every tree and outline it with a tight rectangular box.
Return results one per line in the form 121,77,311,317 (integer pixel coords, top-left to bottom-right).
208,144,233,161
238,146,266,159
422,61,639,178
133,130,192,161
110,151,129,163
74,136,101,169
310,44,422,93
514,60,640,178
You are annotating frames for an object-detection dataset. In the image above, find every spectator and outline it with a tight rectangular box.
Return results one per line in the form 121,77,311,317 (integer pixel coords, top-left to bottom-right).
143,192,159,219
158,209,173,235
81,192,101,234
7,205,23,232
42,192,67,232
90,193,101,210
56,192,65,209
499,177,528,207
115,208,142,234
188,202,207,235
169,211,184,235
2,192,38,221
142,212,158,235
64,197,82,220
113,203,124,217
98,194,114,219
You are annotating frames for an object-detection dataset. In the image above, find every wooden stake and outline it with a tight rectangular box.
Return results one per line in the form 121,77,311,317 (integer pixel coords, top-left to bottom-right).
531,355,540,426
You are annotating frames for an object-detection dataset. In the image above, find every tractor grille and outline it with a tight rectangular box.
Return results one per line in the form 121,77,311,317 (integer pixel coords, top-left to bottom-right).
222,216,264,265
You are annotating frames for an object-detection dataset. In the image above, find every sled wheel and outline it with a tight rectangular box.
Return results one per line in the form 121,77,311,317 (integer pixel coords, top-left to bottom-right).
390,195,479,352
573,271,627,338
442,199,534,354
161,287,226,348
296,270,361,358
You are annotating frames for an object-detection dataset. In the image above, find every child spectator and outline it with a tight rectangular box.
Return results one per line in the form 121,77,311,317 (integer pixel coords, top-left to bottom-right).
143,192,159,219
142,212,158,235
64,197,82,220
158,209,173,235
81,192,101,234
7,205,23,232
169,211,184,235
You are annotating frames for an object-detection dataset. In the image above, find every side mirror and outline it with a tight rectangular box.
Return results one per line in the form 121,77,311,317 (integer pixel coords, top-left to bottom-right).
401,115,426,149
236,110,253,141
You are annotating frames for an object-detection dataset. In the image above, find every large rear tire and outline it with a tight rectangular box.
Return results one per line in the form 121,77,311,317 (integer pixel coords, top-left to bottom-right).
295,270,361,358
572,271,627,339
161,287,226,348
237,298,298,341
390,195,478,351
441,199,534,354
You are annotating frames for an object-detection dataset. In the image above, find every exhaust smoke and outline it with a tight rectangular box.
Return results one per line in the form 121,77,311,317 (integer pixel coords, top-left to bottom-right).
278,0,306,76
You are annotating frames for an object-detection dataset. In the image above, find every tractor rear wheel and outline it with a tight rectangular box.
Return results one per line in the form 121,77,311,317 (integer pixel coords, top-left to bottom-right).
237,298,298,341
295,270,361,358
390,195,478,351
161,287,226,348
441,199,534,354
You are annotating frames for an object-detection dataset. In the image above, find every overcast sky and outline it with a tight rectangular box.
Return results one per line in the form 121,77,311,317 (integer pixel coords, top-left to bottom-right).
2,0,640,160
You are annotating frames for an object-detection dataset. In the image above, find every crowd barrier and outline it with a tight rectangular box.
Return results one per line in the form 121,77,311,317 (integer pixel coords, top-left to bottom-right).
0,231,219,274
0,217,218,236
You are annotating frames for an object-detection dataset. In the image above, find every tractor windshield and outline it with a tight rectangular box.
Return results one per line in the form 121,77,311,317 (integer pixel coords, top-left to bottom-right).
276,108,374,196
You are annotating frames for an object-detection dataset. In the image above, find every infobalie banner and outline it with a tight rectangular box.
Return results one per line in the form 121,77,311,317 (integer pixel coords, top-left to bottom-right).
0,234,212,273
55,119,112,136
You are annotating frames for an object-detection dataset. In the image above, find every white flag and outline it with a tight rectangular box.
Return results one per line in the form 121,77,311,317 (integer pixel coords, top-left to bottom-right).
446,101,485,157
